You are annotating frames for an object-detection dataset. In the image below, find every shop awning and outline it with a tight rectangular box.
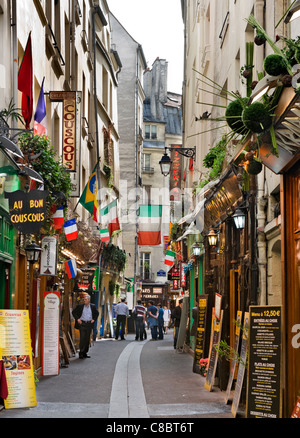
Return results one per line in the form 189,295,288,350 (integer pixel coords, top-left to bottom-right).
0,135,24,160
204,170,244,231
19,165,44,184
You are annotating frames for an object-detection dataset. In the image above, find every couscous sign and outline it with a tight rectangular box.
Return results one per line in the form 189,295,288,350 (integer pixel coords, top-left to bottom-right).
5,189,48,233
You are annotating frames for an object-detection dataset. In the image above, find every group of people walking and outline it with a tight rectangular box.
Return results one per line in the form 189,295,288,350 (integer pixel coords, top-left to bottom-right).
72,294,183,360
114,299,177,342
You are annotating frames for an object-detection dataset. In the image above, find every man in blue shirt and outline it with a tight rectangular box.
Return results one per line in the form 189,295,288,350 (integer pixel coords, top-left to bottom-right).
147,301,158,340
157,303,164,340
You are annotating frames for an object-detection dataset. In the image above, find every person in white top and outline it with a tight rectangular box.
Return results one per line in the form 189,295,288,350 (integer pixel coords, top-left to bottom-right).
163,306,171,333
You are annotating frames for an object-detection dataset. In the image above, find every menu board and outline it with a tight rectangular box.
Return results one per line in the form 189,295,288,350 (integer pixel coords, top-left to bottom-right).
204,309,223,392
0,309,37,409
231,312,249,417
246,306,282,418
42,292,61,376
193,295,208,374
225,311,243,404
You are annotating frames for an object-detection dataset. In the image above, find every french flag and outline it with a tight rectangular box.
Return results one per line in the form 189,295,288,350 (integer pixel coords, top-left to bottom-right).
34,77,47,136
64,259,77,279
64,218,78,241
52,206,64,230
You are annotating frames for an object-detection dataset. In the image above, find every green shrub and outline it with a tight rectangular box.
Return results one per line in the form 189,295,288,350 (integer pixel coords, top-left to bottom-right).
225,98,249,133
242,102,272,133
263,54,288,76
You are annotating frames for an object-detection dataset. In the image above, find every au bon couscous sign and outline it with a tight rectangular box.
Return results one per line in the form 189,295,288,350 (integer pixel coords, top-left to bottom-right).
5,189,48,233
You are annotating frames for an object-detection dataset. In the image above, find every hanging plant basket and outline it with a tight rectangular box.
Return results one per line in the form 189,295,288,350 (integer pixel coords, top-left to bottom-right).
263,54,289,76
225,97,249,133
241,102,273,134
246,160,263,175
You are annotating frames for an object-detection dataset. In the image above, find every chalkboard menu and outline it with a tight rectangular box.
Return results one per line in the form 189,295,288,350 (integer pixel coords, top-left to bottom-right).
225,311,243,404
246,306,282,418
231,312,249,417
204,309,223,392
193,295,208,374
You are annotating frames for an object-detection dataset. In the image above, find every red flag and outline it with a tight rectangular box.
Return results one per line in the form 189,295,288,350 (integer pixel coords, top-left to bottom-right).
18,33,33,129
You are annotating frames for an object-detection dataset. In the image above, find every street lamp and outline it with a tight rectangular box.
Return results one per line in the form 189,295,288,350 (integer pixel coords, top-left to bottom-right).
159,146,196,176
207,229,218,246
192,242,202,257
232,208,246,229
159,152,172,176
284,0,300,23
25,242,42,263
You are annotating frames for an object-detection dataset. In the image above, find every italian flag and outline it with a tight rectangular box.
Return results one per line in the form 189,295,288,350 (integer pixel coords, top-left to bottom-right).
100,199,120,236
100,228,110,243
164,249,175,266
138,205,162,246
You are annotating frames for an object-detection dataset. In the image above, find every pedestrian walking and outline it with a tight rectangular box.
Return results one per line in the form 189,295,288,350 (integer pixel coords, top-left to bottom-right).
114,298,129,340
172,299,183,349
147,300,158,340
133,300,146,341
72,294,99,359
157,303,164,339
163,305,171,333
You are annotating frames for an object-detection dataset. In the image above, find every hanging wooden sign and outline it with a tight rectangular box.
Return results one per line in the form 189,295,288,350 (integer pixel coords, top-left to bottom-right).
5,189,48,233
40,235,58,276
49,91,82,197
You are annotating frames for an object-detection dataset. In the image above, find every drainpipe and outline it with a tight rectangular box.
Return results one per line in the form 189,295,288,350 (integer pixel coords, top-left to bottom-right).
133,45,141,308
257,167,268,305
91,6,103,334
71,0,76,90
11,0,18,130
254,0,267,305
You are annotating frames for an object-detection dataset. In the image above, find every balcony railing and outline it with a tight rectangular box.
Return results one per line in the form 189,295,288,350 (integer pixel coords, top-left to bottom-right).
142,166,154,174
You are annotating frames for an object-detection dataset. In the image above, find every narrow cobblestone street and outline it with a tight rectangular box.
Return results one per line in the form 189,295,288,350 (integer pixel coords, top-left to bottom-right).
1,330,236,420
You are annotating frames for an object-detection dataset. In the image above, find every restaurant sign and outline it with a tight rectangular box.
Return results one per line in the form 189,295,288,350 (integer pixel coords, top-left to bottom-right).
5,189,48,233
170,145,182,201
49,91,81,197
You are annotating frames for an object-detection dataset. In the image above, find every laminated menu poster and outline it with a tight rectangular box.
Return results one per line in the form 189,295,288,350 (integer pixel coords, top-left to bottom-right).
42,292,61,376
0,309,37,409
193,295,208,374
